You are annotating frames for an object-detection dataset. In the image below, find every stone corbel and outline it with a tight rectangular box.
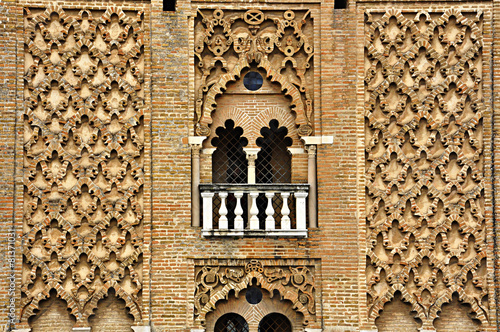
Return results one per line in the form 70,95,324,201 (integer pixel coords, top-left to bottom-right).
287,147,306,155
301,136,333,228
189,136,207,227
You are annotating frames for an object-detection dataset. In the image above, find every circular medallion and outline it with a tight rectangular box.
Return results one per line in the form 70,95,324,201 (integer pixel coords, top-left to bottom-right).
284,10,295,20
244,9,264,25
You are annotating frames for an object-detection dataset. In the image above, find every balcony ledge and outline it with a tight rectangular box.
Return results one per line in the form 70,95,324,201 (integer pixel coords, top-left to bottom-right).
201,229,308,238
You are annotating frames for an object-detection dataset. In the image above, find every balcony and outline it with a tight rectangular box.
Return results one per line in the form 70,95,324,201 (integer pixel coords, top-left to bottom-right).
200,184,309,237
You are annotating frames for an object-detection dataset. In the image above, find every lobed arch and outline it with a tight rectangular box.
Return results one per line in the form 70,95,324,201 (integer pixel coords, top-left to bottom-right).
196,56,312,137
194,260,316,328
206,287,302,331
207,106,300,149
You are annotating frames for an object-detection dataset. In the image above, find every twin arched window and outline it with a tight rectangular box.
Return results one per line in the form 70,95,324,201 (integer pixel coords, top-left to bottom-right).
214,312,292,332
211,119,292,184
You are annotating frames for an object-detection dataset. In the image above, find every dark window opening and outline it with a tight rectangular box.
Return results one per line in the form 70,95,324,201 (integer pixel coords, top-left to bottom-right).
256,119,292,184
215,313,249,332
255,119,293,228
163,0,176,12
212,119,249,229
212,119,248,184
245,286,263,305
258,313,292,332
334,0,347,9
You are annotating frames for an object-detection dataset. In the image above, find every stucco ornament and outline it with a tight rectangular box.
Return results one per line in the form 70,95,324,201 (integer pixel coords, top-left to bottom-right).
194,8,314,137
194,259,316,327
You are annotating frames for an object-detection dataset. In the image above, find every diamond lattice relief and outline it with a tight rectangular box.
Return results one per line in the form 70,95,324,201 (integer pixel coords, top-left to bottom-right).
364,9,488,329
23,6,145,326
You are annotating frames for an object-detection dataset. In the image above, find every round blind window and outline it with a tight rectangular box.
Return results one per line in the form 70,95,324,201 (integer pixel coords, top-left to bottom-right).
243,71,263,91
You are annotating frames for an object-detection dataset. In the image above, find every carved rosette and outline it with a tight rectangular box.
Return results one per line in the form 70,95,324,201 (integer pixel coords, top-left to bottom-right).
194,260,316,326
194,8,314,137
22,6,145,326
365,9,488,329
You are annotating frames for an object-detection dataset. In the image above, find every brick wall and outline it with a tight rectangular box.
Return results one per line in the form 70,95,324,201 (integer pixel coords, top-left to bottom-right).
89,290,134,332
0,0,498,331
29,290,75,332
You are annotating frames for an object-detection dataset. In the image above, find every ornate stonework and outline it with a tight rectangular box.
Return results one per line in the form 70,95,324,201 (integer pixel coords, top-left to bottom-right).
364,9,488,329
23,5,145,326
194,8,314,137
193,259,316,327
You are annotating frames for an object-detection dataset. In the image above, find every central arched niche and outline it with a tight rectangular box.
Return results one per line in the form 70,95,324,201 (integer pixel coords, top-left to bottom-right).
205,286,304,332
194,8,315,138
200,67,308,185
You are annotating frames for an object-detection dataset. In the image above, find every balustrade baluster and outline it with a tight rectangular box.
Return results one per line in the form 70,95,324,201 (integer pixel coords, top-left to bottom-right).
281,192,291,230
201,192,214,232
265,192,275,230
219,192,228,230
200,184,308,237
234,192,244,230
295,191,308,231
249,192,260,230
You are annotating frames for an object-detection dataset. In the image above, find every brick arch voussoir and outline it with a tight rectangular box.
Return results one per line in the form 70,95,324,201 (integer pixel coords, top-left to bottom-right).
208,107,252,147
84,280,142,323
253,107,300,148
368,283,426,326
430,285,488,325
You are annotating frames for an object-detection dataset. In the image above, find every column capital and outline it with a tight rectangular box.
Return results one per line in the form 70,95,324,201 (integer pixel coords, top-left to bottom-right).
306,144,317,155
243,147,260,157
188,136,207,148
243,147,260,167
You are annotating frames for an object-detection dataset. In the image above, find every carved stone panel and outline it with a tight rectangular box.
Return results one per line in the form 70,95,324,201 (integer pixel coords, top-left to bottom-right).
194,8,314,137
23,5,145,327
364,9,488,329
193,259,317,327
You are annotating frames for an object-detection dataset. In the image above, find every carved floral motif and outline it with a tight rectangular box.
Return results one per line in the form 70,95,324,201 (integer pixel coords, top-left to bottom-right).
194,9,314,137
23,6,145,326
194,259,316,326
365,9,488,329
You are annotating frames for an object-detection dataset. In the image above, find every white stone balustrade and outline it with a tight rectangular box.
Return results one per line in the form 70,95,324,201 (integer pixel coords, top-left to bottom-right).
200,184,309,237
